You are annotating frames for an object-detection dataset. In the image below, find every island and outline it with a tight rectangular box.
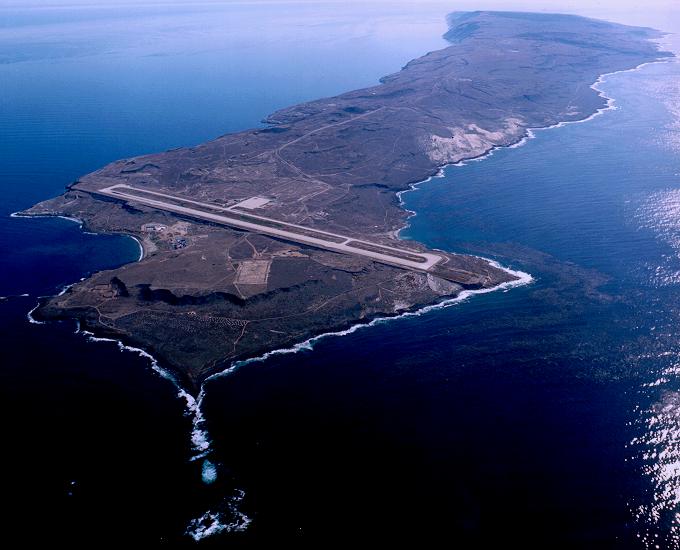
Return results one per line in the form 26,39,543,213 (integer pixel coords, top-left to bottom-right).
21,12,670,391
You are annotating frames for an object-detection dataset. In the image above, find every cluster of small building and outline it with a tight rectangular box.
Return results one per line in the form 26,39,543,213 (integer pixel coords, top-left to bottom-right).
142,222,167,232
142,223,187,249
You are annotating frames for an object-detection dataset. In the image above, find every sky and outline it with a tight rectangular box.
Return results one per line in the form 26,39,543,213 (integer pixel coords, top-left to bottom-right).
0,0,676,7
0,0,677,34
0,1,675,14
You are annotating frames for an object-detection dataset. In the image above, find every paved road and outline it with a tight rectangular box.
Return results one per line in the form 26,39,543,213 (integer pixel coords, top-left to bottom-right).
97,184,443,272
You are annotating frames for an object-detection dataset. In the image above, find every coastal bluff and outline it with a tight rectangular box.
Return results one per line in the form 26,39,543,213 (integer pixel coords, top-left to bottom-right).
22,11,671,390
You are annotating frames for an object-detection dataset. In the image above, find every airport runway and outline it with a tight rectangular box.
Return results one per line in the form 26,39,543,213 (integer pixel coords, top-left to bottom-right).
96,184,443,272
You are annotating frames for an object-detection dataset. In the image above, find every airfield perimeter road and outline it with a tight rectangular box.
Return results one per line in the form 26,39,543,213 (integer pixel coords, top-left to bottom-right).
97,184,444,272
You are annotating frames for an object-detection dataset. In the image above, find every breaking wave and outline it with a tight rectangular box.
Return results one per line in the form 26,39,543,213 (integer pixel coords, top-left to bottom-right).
19,55,668,543
78,329,211,459
208,261,533,380
185,489,251,542
395,58,672,232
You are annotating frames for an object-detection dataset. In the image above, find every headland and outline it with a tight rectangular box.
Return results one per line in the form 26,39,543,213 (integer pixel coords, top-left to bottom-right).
21,11,671,390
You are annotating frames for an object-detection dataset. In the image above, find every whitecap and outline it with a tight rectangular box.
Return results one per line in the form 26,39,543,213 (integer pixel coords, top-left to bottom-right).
395,57,673,236
10,212,84,227
26,302,45,324
206,261,532,382
78,329,213,463
201,460,218,485
185,490,251,541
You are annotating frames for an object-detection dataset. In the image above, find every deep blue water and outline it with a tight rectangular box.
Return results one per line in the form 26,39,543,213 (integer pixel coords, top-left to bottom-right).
2,2,680,547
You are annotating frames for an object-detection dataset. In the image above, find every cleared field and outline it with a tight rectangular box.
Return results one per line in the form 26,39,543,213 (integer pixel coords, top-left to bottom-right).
235,260,271,285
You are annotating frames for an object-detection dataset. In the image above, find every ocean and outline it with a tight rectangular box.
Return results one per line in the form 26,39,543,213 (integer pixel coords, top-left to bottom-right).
1,2,679,546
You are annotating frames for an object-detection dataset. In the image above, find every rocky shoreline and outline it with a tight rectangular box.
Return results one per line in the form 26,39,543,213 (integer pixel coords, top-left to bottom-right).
21,11,671,388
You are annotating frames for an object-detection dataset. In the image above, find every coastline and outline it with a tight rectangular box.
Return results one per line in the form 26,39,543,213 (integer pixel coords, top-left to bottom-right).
76,327,209,457
11,211,85,227
200,50,675,396
180,261,534,542
395,55,675,239
211,54,676,388
15,17,671,393
12,18,674,541
208,261,532,383
11,211,146,262
20,49,672,470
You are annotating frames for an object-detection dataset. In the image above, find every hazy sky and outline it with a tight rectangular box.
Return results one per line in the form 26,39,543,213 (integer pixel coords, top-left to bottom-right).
1,0,677,32
1,0,676,7
1,1,676,14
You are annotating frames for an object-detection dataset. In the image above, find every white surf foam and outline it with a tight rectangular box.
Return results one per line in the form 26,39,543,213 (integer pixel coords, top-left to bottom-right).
185,489,251,542
11,211,84,227
12,211,143,261
27,281,75,324
26,302,45,324
19,51,670,543
186,386,211,462
186,57,670,492
57,279,81,296
78,329,213,464
27,278,84,324
395,56,674,235
180,261,532,501
201,459,218,485
131,235,144,262
20,219,210,483
205,261,532,382
0,294,27,301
